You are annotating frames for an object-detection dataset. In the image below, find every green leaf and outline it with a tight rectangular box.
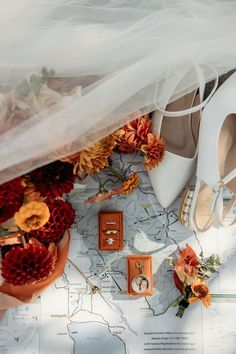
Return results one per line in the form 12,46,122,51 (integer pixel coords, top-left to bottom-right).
208,267,217,273
41,67,55,83
29,74,42,95
15,79,31,98
0,229,15,237
41,67,47,75
199,251,204,258
48,69,55,76
167,257,175,265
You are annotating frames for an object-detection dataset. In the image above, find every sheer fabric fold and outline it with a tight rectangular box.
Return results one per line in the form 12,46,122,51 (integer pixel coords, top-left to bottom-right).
0,0,236,182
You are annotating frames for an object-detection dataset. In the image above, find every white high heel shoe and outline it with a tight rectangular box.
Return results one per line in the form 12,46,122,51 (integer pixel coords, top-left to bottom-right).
149,92,200,208
149,70,218,208
180,72,236,231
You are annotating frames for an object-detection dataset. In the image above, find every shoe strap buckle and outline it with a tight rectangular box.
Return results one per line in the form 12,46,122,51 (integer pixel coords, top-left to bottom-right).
209,181,225,216
212,180,224,194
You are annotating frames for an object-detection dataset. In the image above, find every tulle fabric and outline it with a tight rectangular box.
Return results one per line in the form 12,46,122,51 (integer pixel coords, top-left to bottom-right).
0,0,236,182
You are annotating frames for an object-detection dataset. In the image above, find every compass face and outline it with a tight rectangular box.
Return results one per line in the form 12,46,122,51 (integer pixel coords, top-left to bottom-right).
131,275,150,294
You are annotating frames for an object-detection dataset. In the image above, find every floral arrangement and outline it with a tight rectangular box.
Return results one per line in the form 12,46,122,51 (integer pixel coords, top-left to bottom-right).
0,68,166,292
0,162,76,286
62,113,165,204
171,244,221,318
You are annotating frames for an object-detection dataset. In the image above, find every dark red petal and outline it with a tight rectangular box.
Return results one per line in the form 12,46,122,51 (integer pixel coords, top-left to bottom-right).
29,161,76,199
30,200,75,244
1,243,55,285
173,271,184,293
0,178,24,223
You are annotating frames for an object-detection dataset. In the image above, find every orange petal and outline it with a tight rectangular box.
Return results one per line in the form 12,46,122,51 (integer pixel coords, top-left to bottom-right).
147,133,154,145
140,144,149,153
188,297,199,305
201,293,211,307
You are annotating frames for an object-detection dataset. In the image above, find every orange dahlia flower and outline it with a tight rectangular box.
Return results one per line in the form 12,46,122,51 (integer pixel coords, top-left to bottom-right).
122,173,140,194
189,279,211,307
61,130,123,174
118,114,152,152
14,201,50,232
141,133,165,169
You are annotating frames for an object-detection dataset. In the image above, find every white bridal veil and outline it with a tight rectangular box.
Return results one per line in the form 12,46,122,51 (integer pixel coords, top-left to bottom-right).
0,0,236,182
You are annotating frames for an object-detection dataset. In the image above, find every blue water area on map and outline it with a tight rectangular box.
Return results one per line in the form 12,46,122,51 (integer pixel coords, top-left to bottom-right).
68,322,125,354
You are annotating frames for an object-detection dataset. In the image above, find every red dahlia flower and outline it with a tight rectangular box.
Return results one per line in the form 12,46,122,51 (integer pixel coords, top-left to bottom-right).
29,161,76,199
0,178,24,223
30,200,75,243
1,238,57,285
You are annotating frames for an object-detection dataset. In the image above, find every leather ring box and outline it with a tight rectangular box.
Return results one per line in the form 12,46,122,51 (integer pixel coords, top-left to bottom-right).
98,211,124,251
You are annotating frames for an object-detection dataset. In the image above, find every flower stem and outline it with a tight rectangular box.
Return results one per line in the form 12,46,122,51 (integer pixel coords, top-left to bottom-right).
176,305,186,318
176,298,189,318
21,235,27,249
96,173,102,184
17,227,27,249
95,174,106,193
107,166,126,182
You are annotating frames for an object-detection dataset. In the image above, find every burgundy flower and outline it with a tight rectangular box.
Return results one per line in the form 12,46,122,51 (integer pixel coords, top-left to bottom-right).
0,178,24,223
30,200,75,243
29,161,76,199
1,238,57,285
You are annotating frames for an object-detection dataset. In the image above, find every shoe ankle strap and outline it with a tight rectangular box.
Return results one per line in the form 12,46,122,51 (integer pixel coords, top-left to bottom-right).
209,168,236,228
154,64,219,117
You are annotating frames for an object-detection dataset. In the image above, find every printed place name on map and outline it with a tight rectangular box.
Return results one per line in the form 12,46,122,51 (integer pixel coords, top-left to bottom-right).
144,331,197,352
140,204,152,208
127,161,142,165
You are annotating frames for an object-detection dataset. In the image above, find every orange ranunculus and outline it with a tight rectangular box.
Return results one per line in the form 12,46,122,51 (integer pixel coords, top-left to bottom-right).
140,133,165,169
189,279,211,307
122,173,140,194
174,244,199,285
179,244,198,267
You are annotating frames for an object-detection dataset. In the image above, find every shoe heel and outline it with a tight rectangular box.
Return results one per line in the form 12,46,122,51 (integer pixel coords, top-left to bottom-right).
179,187,194,227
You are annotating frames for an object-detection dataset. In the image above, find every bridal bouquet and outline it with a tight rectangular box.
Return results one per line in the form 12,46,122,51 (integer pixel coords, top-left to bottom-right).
171,244,221,318
0,160,76,309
